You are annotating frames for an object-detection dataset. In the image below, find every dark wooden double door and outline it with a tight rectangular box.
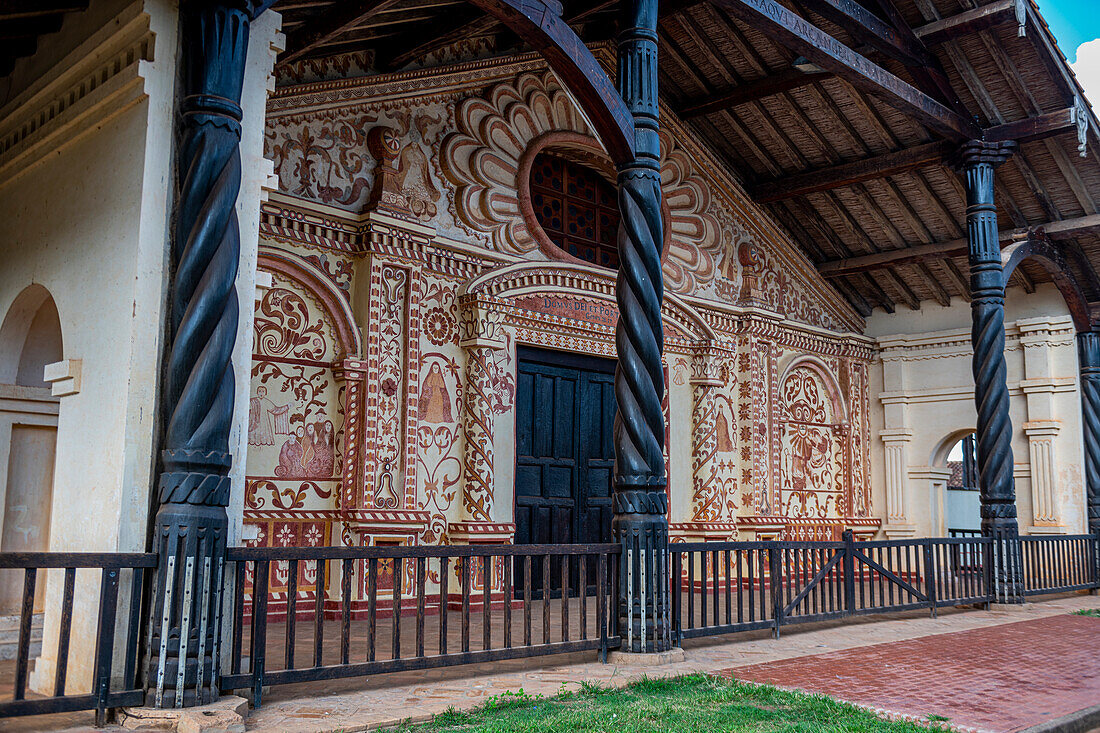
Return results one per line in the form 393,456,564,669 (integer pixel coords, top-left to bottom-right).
514,347,615,595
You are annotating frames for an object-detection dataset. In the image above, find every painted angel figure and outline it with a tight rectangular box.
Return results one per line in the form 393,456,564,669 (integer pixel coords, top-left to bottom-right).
249,385,290,445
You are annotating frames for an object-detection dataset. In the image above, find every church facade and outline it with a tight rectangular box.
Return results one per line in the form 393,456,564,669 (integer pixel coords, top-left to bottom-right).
1,0,1098,711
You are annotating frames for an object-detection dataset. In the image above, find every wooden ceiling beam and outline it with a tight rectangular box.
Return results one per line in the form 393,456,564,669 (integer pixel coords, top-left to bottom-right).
279,0,404,66
817,213,1100,276
677,67,830,118
0,15,63,39
752,106,1086,202
710,0,980,140
914,0,1026,46
799,0,931,67
0,0,85,21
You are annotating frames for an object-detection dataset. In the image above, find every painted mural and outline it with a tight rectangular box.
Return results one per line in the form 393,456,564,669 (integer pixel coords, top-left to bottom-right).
246,50,880,614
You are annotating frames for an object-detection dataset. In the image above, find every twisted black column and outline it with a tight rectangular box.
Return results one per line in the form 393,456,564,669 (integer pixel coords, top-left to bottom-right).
613,0,670,653
147,1,256,707
954,140,1022,603
1077,332,1100,542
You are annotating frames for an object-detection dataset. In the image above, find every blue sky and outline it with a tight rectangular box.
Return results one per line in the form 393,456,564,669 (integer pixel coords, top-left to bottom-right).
1039,0,1100,108
1037,0,1100,63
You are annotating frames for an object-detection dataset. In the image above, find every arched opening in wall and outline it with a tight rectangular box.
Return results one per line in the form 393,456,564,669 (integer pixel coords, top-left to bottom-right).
529,152,621,269
940,432,980,537
0,285,62,622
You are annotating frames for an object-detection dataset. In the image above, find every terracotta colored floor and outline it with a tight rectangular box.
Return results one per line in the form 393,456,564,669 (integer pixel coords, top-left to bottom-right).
720,613,1100,733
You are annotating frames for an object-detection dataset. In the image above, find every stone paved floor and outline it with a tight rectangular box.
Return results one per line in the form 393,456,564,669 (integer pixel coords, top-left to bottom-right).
7,593,1098,732
719,612,1100,733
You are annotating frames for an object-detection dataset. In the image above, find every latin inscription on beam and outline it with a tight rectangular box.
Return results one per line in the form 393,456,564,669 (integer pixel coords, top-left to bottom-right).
716,0,979,141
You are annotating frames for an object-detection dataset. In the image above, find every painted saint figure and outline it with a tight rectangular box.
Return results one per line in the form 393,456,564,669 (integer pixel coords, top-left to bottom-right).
421,362,453,423
248,385,290,445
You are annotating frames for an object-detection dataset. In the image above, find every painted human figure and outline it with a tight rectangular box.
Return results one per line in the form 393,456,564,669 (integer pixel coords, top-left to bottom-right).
275,426,306,477
421,362,453,423
248,385,290,445
306,420,335,477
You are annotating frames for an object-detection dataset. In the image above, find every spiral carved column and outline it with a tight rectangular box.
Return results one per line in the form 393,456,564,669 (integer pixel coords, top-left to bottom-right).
613,0,670,653
1077,332,1100,543
954,140,1022,603
147,1,260,707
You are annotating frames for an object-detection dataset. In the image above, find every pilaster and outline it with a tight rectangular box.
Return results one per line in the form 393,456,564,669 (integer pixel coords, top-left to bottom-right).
879,428,915,537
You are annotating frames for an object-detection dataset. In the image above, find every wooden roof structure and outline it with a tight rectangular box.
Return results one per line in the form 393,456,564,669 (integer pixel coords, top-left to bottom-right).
266,0,1100,321
6,0,1095,320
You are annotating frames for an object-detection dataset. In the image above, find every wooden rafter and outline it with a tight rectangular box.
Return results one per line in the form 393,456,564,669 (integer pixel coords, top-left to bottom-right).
678,67,830,118
800,0,930,67
279,0,405,65
914,0,1026,45
752,107,1086,202
710,0,980,140
816,214,1100,276
0,0,85,20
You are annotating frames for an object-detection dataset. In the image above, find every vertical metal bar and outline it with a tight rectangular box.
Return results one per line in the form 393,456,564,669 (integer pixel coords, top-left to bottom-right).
597,553,608,662
561,553,570,643
770,548,782,638
483,555,492,651
416,556,426,658
746,549,755,623
54,566,76,697
155,554,174,709
93,566,121,726
504,555,513,648
462,556,471,653
687,550,695,630
523,555,532,647
195,555,212,703
341,558,352,665
313,559,325,668
578,555,587,641
285,559,298,670
175,557,195,707
392,557,403,660
924,541,936,614
210,557,225,698
251,560,270,709
14,567,36,701
711,549,719,625
232,560,244,676
724,549,732,625
671,549,681,644
439,556,449,656
698,549,707,629
368,557,377,663
542,554,551,645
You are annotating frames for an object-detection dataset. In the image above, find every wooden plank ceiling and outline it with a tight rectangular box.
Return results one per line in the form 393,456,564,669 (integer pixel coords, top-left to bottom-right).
9,0,1089,321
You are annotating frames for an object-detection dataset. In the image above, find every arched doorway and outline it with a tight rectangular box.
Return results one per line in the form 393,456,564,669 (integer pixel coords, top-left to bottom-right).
934,431,981,537
0,285,62,617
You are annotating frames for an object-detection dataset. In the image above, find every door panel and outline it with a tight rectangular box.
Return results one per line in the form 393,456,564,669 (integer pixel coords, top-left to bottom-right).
514,347,615,597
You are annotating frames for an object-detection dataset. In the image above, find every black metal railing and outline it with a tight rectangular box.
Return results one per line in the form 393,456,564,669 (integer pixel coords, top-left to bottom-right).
0,552,156,725
1020,535,1099,596
670,533,993,643
222,543,621,707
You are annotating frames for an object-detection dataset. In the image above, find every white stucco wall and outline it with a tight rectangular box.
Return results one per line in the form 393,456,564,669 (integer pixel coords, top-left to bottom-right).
867,284,1087,538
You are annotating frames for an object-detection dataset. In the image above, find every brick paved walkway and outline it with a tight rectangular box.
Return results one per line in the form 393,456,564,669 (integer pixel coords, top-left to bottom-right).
720,613,1100,733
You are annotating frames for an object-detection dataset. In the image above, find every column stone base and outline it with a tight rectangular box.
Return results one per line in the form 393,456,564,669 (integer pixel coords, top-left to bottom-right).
607,648,686,667
121,696,248,732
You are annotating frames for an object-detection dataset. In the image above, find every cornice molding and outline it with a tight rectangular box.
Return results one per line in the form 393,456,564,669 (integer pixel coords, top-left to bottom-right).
0,4,154,188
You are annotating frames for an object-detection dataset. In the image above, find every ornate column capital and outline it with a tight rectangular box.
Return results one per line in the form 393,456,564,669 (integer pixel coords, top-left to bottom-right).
689,348,725,386
458,296,506,350
949,139,1018,172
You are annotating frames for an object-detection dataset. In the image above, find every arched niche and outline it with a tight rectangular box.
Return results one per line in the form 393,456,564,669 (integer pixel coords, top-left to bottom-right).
0,284,62,387
257,248,362,359
0,284,63,615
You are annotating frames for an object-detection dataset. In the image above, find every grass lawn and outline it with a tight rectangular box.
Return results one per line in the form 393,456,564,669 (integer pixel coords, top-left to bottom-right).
1075,608,1100,617
394,673,949,732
